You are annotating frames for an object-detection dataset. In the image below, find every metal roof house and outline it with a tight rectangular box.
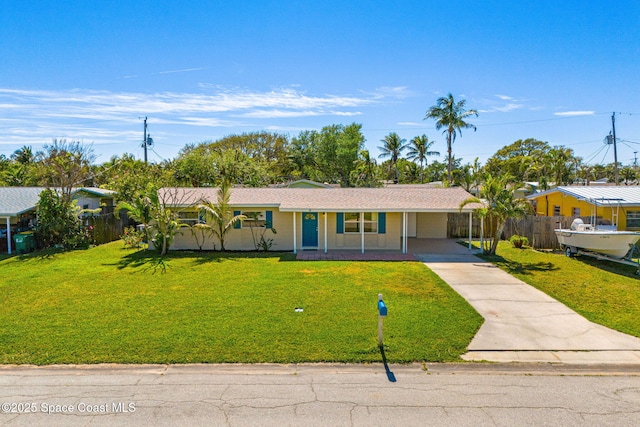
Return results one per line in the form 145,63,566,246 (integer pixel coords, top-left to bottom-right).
526,186,640,230
160,186,481,254
0,187,116,254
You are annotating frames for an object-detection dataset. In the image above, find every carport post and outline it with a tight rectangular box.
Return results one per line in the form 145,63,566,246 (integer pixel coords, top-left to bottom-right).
402,212,407,254
5,217,11,255
360,212,365,254
468,211,472,250
292,212,297,254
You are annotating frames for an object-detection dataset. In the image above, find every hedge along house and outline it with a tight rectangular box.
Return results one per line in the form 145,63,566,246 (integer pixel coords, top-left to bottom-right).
162,186,481,254
527,186,640,231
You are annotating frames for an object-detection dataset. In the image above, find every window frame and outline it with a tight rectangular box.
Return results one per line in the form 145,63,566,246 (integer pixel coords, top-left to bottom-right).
627,210,640,228
343,212,379,234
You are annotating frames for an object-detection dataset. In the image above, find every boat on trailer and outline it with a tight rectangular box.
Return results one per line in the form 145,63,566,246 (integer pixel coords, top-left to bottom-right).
555,218,640,259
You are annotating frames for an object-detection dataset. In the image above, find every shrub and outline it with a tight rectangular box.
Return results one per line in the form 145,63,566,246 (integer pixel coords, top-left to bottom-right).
121,226,145,248
509,234,529,249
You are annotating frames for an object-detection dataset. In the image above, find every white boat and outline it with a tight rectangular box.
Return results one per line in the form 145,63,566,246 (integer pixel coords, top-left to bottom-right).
555,218,640,259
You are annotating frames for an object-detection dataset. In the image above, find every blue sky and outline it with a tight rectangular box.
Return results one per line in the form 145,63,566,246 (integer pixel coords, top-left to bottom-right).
1,1,639,167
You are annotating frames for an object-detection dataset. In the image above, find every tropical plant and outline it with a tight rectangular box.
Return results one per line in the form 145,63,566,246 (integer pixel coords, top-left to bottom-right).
35,189,90,250
406,134,439,183
115,186,190,256
197,181,245,251
378,132,407,183
120,226,145,249
460,173,531,255
509,234,529,249
425,93,478,183
350,150,381,187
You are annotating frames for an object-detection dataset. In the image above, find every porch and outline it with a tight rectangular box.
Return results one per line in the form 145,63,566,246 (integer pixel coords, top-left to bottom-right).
295,238,475,261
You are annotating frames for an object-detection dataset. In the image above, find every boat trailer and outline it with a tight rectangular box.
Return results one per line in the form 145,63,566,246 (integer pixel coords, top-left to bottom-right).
563,244,640,275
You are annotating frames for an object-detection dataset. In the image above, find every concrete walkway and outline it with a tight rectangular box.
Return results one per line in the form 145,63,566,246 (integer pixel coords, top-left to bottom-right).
418,252,640,364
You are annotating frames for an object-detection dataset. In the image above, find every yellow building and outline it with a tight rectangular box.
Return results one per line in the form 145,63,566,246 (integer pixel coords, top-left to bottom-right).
527,186,640,231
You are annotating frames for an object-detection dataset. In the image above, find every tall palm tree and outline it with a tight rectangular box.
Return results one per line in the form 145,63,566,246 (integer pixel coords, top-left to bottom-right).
377,132,407,183
425,93,478,183
406,134,440,183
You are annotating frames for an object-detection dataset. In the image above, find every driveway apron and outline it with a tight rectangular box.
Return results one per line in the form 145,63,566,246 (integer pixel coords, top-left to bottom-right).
418,252,640,364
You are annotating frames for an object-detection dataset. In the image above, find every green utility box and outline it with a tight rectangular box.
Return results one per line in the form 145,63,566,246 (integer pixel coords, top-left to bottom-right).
14,233,35,254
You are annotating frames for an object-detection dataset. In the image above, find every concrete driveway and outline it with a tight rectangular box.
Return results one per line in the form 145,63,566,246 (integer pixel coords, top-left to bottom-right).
417,251,640,364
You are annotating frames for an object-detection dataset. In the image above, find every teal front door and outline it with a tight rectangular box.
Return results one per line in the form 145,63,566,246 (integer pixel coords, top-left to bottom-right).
302,212,318,247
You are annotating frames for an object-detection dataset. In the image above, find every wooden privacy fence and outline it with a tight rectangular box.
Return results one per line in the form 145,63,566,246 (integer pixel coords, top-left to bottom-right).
86,213,127,245
448,213,575,250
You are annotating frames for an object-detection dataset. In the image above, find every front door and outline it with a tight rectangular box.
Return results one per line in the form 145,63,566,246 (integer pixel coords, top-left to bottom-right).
302,212,318,247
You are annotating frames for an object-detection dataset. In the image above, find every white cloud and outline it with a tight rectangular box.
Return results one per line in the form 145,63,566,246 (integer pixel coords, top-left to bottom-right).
495,94,514,101
0,86,381,155
554,111,595,117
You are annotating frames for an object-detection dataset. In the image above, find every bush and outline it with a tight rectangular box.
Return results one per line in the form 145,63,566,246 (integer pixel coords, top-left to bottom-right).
35,189,90,250
121,227,145,248
509,235,529,249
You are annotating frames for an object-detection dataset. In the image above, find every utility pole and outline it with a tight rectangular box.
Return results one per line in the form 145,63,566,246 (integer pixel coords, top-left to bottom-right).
142,116,148,164
141,116,153,164
612,112,619,185
634,152,638,168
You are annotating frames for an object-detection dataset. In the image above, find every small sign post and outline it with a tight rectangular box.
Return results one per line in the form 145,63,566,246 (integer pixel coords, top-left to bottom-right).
377,294,387,346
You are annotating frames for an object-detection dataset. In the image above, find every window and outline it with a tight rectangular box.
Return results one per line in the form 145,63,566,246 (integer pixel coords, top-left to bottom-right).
553,205,561,216
178,211,200,226
627,211,640,228
242,211,266,228
238,210,273,229
363,212,378,233
571,207,580,217
344,212,360,233
343,212,378,233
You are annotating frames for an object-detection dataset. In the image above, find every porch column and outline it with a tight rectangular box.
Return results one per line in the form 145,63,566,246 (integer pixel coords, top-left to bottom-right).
360,212,365,254
468,211,473,250
402,211,407,254
5,217,11,255
324,212,327,254
480,216,484,252
292,212,297,254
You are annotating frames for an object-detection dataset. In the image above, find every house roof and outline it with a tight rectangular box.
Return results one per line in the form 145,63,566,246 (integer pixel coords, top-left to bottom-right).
0,187,46,216
527,186,640,206
0,186,116,217
162,186,482,213
73,187,116,198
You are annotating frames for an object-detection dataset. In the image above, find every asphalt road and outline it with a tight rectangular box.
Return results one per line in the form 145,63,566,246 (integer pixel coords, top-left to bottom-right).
1,363,639,426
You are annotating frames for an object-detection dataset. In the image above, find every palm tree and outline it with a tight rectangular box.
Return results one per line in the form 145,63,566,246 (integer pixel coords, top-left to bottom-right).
460,173,531,255
377,132,407,183
425,93,478,183
351,150,380,187
406,135,440,183
197,180,245,251
11,146,34,165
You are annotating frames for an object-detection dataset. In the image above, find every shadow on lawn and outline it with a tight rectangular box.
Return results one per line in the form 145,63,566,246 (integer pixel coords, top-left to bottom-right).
108,249,296,273
575,255,640,279
479,254,559,276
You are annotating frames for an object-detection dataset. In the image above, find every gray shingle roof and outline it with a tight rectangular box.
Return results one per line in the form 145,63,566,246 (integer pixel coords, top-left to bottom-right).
162,187,481,212
0,187,46,216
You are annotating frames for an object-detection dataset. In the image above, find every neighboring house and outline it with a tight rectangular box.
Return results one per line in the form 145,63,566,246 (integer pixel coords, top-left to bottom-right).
0,187,43,254
73,187,116,216
527,186,640,231
162,186,480,254
270,179,335,189
0,186,117,253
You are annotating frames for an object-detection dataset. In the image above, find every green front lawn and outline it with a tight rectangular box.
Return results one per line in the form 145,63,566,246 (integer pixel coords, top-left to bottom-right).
481,242,640,338
0,242,482,364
